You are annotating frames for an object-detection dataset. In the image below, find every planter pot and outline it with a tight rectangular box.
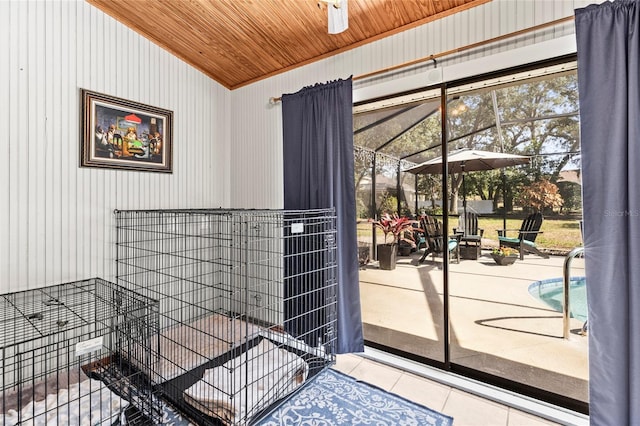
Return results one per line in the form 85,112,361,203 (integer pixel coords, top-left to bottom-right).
491,253,517,266
358,244,371,267
377,244,397,270
397,244,413,256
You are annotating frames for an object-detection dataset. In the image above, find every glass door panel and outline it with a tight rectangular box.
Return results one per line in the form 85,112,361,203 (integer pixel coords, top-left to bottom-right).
446,68,588,405
355,91,447,363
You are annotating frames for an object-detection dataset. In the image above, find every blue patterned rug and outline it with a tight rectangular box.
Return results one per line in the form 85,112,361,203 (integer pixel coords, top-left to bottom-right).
255,368,454,426
158,368,453,425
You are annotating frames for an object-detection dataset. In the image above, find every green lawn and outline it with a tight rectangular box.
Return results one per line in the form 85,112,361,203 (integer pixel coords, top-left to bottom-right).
357,216,583,253
474,217,582,251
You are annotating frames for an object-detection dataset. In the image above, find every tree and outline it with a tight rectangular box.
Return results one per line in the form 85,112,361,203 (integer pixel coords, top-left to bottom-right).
496,75,580,180
515,179,564,213
557,181,582,213
443,75,579,213
352,71,580,216
376,190,398,218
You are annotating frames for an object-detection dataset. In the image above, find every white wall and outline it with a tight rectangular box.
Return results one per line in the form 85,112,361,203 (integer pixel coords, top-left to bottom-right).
0,0,600,291
0,0,231,292
229,0,597,209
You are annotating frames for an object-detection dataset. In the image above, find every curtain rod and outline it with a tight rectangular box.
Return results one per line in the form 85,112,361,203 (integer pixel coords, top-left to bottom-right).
269,15,575,104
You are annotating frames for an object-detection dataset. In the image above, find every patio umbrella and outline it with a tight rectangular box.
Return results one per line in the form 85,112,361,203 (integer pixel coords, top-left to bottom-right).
405,148,530,175
404,148,530,227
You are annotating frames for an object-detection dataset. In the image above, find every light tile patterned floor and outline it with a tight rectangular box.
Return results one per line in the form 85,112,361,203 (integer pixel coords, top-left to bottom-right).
333,353,572,426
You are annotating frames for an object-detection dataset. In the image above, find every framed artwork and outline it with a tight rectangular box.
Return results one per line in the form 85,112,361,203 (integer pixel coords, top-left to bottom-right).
81,89,173,173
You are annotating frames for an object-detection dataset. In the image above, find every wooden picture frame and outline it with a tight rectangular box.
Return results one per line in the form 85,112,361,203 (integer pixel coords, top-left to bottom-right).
81,89,173,173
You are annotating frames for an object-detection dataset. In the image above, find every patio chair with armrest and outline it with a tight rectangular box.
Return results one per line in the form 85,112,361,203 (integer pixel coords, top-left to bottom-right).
498,212,549,260
453,212,484,259
419,215,460,264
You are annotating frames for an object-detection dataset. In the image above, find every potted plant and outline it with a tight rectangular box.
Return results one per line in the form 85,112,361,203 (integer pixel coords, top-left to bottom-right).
491,247,518,265
371,214,420,269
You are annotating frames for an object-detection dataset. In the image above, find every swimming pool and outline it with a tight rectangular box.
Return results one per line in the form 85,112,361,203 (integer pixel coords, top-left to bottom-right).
528,276,588,323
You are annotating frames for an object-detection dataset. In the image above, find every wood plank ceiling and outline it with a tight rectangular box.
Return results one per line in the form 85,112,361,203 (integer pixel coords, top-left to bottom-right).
86,0,490,90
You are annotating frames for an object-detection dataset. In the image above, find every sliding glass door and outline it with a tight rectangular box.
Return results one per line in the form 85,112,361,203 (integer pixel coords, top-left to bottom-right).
355,59,588,412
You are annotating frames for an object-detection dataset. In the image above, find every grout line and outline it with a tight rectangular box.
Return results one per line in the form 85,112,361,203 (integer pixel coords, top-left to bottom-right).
389,372,402,393
442,387,453,413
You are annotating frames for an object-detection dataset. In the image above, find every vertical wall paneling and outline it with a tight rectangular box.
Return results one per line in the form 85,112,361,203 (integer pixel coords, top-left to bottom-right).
15,1,28,288
0,0,9,287
76,1,88,282
2,0,229,292
25,0,36,285
46,0,57,287
518,2,534,48
88,3,98,279
60,1,72,284
34,1,46,287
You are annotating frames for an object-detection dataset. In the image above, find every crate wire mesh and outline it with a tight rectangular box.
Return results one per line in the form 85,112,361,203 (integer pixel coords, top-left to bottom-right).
0,278,162,425
114,208,338,425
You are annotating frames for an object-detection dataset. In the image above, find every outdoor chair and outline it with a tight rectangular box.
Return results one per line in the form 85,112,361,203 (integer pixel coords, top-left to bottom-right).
419,215,460,264
453,212,484,260
412,220,427,250
498,212,549,260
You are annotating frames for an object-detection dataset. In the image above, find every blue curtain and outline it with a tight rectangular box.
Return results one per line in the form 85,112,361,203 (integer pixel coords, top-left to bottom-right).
281,78,364,354
576,1,640,424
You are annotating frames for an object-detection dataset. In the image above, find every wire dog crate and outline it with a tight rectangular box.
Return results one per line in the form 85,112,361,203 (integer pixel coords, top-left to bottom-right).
0,278,162,425
114,208,338,425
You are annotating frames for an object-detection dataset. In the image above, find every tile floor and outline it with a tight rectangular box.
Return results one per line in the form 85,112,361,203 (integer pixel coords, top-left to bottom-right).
332,352,589,426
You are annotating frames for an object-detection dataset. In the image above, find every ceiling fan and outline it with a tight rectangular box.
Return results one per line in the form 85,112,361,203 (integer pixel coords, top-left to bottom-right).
318,0,348,34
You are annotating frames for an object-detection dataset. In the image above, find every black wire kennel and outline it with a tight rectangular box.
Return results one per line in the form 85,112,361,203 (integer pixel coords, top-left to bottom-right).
0,277,162,425
114,208,338,425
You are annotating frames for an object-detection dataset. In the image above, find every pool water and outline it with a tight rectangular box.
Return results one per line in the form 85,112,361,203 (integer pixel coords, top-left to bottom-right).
528,277,588,323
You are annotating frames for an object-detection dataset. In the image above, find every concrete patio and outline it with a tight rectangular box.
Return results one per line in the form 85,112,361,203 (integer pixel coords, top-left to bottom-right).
359,248,588,403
